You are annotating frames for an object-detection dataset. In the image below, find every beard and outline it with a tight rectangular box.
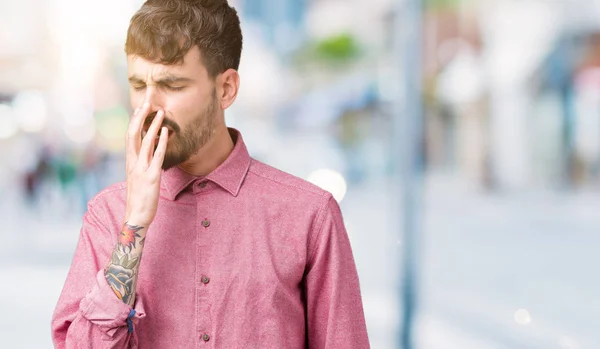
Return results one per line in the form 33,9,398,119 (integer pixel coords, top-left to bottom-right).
152,90,218,170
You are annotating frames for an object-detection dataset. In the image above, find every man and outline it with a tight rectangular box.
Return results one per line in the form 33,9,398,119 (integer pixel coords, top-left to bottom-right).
51,0,370,348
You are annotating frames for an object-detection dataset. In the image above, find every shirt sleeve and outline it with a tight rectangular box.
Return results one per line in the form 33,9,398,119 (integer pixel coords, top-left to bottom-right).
51,205,146,349
305,193,370,349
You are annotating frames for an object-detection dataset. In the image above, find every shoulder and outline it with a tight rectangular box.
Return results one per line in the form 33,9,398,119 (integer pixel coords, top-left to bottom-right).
246,159,337,226
246,159,332,203
86,181,127,216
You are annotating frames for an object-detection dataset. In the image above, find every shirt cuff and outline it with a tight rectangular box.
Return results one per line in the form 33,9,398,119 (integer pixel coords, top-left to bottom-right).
80,269,146,338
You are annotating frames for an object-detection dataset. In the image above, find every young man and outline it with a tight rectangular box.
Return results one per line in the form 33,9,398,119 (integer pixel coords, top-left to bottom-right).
51,0,370,348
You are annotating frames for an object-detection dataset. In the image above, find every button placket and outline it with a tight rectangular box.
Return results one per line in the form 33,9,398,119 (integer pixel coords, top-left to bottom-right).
197,210,213,343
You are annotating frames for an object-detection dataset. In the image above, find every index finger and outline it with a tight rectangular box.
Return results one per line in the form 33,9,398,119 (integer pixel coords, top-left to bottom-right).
126,102,151,158
149,127,169,172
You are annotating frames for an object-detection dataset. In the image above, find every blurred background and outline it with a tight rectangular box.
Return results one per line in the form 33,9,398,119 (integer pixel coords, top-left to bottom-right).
1,0,600,348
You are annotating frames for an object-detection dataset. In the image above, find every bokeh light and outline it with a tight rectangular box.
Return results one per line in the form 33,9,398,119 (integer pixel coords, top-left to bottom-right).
307,168,348,202
63,118,96,144
0,104,19,140
514,309,532,325
12,91,48,133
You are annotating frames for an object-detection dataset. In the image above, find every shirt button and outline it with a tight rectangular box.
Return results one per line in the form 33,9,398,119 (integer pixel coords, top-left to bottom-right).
202,333,210,342
202,219,210,228
201,276,210,284
199,182,207,189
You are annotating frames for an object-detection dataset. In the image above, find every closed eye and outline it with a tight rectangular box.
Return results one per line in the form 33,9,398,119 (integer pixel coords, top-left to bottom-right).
132,85,183,91
165,85,185,91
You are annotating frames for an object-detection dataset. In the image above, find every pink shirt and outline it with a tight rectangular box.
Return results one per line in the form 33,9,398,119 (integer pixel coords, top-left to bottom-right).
52,129,370,348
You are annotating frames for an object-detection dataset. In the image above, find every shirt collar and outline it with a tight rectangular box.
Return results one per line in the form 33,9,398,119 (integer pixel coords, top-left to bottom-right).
161,128,251,200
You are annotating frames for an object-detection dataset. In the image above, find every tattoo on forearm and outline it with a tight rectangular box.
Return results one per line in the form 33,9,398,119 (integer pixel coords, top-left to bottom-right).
118,224,144,253
105,222,145,305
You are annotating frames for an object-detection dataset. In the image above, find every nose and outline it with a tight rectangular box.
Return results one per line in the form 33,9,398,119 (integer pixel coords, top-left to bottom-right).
143,86,166,114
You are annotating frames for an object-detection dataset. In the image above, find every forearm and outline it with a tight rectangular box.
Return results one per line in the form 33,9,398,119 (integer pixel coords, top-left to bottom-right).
57,267,147,347
54,101,162,347
105,221,147,306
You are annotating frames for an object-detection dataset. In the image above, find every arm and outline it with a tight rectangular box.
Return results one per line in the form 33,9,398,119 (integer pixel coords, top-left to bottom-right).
305,194,370,349
105,222,147,307
51,209,147,349
52,103,168,348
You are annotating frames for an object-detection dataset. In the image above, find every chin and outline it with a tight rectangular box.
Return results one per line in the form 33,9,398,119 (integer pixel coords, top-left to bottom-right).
162,151,193,171
161,156,178,169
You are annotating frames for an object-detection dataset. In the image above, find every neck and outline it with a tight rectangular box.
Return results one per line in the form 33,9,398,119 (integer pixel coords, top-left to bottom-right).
176,124,234,177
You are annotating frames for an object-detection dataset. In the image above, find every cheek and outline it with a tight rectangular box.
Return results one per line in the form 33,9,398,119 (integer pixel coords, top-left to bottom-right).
163,92,202,117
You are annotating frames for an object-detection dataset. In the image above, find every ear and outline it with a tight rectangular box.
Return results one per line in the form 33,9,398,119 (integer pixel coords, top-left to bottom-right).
216,69,240,110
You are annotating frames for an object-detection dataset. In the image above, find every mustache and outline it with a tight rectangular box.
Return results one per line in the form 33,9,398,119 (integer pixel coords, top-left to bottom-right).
143,111,181,133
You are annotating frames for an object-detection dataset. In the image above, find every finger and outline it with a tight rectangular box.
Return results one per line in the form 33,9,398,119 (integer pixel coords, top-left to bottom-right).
140,109,165,163
125,107,139,144
149,127,168,172
126,101,151,158
133,102,152,154
125,108,141,166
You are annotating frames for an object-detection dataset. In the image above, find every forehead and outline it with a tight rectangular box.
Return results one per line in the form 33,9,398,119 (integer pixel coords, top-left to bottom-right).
126,46,208,80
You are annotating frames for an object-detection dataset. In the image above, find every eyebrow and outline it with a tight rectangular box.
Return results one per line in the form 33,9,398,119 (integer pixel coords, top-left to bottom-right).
128,75,194,85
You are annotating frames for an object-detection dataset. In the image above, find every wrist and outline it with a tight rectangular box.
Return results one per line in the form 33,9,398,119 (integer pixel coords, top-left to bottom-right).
116,220,148,253
123,217,151,229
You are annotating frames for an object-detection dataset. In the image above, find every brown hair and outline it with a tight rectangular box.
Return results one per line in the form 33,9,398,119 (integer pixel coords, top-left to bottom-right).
125,0,243,78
